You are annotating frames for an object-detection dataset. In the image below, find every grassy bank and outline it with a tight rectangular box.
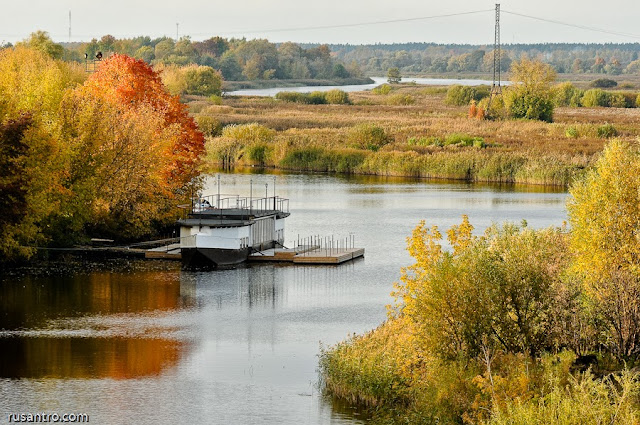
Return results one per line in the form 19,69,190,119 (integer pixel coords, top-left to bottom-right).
222,77,374,92
191,83,640,186
320,320,640,425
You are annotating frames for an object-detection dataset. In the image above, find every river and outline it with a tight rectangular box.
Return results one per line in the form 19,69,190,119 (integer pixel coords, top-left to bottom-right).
227,76,497,97
0,172,567,424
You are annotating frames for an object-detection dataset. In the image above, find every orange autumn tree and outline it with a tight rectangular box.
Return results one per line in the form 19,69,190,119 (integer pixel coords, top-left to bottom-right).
80,54,204,182
60,54,204,239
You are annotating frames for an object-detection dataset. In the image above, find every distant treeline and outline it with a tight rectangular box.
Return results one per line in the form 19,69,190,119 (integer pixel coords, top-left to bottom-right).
7,33,640,84
19,34,364,82
314,42,640,76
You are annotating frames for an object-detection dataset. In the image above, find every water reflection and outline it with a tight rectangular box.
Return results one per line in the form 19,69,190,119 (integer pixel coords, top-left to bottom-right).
0,337,185,379
0,172,569,425
0,268,195,380
0,269,189,330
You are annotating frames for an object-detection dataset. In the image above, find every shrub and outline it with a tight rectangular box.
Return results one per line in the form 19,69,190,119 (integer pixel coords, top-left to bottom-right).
580,89,610,107
275,91,310,103
246,143,269,165
446,85,490,106
504,89,555,122
552,82,583,107
596,123,617,138
307,91,327,104
195,115,222,137
325,89,350,105
609,93,627,108
565,126,579,138
372,84,392,95
222,123,275,144
386,94,415,105
590,78,618,88
347,123,389,151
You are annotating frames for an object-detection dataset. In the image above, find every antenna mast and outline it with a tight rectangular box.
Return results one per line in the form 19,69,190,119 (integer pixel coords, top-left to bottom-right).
491,3,502,98
176,23,179,40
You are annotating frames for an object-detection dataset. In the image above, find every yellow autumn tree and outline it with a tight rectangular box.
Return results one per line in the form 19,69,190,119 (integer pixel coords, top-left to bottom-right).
392,216,569,359
568,140,640,359
0,47,84,258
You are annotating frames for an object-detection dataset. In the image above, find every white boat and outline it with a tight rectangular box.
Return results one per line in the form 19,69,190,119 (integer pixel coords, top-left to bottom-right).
178,193,289,269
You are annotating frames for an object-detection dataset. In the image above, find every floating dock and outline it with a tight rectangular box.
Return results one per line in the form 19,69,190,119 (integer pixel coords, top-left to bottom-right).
248,245,364,265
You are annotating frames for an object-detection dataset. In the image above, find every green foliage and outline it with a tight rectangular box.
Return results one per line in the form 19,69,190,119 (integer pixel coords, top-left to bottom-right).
552,82,583,107
195,115,222,137
581,89,610,107
182,65,223,96
386,93,415,105
565,126,579,138
504,59,556,122
222,123,275,144
445,85,491,106
372,84,392,95
0,115,38,260
347,123,390,151
307,91,327,104
325,89,350,104
16,31,64,59
275,91,311,103
275,91,336,104
387,67,401,84
609,93,627,108
596,123,617,138
590,78,618,88
246,143,269,165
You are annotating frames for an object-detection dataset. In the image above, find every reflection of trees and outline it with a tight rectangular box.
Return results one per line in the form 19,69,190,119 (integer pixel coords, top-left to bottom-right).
0,337,187,379
0,270,194,330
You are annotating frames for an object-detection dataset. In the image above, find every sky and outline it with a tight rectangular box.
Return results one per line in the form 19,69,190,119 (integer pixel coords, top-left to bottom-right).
2,0,640,46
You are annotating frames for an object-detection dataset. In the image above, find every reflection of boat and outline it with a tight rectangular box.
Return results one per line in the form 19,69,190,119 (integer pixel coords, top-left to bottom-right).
178,193,290,269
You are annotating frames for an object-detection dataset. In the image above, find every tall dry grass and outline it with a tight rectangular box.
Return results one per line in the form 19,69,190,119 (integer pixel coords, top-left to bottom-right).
194,85,637,185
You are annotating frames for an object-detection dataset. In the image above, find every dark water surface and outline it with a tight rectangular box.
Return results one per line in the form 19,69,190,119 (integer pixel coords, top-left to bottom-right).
0,173,567,424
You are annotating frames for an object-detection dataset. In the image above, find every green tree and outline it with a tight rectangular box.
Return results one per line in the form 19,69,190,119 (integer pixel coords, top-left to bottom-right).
503,58,556,122
16,31,64,59
182,65,222,96
134,45,155,62
387,67,401,84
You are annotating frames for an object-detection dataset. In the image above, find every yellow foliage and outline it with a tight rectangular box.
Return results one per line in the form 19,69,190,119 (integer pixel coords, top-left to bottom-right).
568,140,640,284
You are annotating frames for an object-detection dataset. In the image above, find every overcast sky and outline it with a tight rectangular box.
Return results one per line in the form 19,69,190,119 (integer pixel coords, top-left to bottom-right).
2,0,640,45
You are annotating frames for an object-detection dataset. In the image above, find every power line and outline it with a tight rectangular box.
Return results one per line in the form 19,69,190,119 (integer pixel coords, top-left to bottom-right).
502,10,640,41
189,9,494,36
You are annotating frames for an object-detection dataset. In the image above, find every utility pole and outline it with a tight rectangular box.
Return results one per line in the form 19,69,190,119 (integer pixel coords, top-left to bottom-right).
68,10,71,42
176,23,179,40
490,3,502,99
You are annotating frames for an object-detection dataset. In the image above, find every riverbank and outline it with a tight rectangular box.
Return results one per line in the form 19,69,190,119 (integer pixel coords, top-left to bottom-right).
190,83,640,186
319,146,640,422
223,77,374,92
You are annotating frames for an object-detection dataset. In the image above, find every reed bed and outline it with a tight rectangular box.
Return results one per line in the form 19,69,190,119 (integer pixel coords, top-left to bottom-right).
194,85,637,186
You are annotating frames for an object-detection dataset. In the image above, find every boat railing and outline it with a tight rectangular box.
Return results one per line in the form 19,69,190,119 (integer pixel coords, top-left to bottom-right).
186,194,289,214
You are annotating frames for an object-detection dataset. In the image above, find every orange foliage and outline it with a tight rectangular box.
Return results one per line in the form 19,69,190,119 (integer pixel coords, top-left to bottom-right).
79,54,204,182
468,101,477,119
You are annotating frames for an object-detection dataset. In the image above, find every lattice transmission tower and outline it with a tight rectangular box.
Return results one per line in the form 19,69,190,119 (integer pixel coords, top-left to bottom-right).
490,3,502,100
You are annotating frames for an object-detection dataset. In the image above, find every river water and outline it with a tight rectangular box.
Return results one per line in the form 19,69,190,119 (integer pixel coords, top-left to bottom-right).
227,76,496,97
0,172,567,424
